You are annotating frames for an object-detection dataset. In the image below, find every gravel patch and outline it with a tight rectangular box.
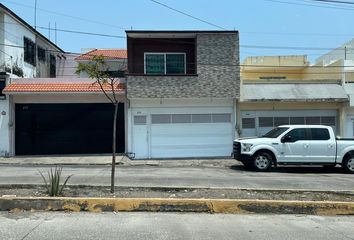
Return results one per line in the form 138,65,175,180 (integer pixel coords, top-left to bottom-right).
1,185,354,202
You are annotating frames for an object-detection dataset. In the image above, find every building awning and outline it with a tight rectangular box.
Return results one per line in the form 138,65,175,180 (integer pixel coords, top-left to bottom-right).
241,83,348,102
3,78,125,94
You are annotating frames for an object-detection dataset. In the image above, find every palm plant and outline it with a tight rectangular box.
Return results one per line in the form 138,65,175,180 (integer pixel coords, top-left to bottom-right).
38,167,72,196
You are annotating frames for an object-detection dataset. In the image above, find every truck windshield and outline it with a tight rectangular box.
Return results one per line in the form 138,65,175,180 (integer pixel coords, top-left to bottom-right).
263,127,289,138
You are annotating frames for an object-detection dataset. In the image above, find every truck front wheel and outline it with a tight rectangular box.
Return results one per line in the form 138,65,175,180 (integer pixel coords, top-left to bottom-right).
252,152,273,172
342,155,354,174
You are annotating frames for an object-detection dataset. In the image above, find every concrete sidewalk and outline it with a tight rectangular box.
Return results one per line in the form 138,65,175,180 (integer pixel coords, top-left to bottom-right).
0,155,235,167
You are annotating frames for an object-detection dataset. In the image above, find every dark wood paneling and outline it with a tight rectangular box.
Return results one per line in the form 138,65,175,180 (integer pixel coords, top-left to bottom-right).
15,103,125,155
127,38,196,74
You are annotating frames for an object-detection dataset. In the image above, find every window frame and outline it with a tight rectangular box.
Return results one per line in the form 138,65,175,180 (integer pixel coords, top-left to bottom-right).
309,128,331,141
0,78,6,100
284,128,310,142
144,52,186,75
37,46,46,62
24,37,36,66
50,54,56,78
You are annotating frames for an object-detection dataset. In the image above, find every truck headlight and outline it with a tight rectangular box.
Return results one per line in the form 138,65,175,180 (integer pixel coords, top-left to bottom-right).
242,143,253,152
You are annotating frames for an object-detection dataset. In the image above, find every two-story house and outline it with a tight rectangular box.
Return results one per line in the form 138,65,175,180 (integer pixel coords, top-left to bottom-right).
126,31,240,159
0,3,65,156
239,55,348,138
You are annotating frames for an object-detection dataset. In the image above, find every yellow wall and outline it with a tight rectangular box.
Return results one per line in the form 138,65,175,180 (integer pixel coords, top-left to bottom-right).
242,55,343,82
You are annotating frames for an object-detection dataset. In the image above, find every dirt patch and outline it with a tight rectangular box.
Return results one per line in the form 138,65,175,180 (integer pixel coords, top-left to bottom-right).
0,185,354,202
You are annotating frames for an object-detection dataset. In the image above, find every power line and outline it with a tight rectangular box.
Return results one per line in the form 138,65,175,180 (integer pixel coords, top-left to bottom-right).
2,18,354,42
240,44,345,50
309,0,354,5
36,26,126,39
0,0,128,30
241,30,354,37
2,40,354,55
0,20,126,39
264,0,354,10
149,0,227,30
296,0,354,8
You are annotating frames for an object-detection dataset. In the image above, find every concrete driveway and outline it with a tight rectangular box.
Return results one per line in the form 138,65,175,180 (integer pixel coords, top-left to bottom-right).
0,163,353,191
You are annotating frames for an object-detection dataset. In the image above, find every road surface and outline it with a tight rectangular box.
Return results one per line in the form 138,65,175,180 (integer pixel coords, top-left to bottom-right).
1,212,353,240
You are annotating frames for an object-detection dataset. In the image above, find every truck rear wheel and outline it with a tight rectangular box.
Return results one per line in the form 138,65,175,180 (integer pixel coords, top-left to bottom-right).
253,152,273,172
342,155,354,174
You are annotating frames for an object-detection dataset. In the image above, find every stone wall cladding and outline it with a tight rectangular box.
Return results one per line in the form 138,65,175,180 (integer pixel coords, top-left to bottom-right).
127,32,240,99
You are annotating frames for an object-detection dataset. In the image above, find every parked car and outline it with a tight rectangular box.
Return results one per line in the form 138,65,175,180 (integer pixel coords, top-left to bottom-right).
233,125,354,173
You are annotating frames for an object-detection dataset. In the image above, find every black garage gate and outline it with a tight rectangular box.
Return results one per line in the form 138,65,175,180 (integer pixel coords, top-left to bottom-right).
15,103,125,155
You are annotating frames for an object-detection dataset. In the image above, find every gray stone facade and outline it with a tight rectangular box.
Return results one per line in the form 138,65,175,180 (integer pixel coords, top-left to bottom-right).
127,32,240,99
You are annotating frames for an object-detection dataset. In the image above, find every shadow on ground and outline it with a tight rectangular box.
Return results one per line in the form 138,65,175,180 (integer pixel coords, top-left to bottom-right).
229,164,346,174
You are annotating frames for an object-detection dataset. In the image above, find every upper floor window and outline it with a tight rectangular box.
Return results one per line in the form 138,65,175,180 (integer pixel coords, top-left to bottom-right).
24,37,36,66
145,53,186,75
0,78,6,100
37,46,46,62
50,54,56,78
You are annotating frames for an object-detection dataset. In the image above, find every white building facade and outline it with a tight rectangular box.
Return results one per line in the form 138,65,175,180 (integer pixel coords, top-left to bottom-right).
0,3,64,156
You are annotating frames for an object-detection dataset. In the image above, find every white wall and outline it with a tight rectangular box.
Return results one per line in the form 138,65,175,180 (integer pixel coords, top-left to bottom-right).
0,76,10,156
78,59,126,78
316,39,354,65
3,14,36,78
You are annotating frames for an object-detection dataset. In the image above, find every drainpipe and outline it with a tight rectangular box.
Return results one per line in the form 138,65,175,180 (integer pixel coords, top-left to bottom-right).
342,65,346,86
10,56,13,81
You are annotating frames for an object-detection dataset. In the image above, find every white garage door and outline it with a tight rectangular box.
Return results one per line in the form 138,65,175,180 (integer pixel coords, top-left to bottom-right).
132,107,234,159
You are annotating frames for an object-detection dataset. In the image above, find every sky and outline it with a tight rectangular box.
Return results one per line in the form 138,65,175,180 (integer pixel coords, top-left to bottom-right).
1,0,354,62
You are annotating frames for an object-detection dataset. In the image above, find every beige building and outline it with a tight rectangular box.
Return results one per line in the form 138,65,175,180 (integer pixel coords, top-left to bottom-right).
238,55,349,137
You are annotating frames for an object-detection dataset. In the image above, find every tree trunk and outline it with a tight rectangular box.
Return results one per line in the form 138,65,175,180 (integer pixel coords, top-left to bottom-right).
111,103,119,193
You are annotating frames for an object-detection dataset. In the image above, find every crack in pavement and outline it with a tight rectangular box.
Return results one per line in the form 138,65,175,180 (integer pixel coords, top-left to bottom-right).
20,219,45,240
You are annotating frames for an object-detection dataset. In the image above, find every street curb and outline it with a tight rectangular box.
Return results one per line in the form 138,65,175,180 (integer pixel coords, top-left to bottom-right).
1,184,354,195
0,197,354,215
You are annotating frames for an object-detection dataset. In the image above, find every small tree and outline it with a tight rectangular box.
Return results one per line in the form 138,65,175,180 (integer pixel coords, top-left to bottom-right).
76,55,123,193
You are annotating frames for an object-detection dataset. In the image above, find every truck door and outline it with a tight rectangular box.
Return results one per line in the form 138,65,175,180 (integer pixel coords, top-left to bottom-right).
307,128,336,163
279,128,311,163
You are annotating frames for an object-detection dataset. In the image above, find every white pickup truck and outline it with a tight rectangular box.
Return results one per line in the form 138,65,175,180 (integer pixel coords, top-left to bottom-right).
233,125,354,173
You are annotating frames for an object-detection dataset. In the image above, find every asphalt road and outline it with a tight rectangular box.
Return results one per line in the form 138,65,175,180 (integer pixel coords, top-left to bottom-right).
0,164,353,191
1,212,353,240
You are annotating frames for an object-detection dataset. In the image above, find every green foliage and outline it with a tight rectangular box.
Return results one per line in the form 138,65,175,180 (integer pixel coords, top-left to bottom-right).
75,55,110,80
38,167,72,197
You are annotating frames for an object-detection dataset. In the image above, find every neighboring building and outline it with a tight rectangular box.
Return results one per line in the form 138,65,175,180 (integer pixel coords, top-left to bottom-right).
2,48,127,157
75,49,127,78
0,3,65,78
126,30,240,159
3,77,126,156
315,39,354,138
0,3,65,157
239,55,348,137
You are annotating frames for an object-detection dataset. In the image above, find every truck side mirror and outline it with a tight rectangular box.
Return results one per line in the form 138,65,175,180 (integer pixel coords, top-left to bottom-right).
281,135,292,143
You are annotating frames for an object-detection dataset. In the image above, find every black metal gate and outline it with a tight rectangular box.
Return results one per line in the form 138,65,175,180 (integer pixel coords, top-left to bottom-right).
15,103,125,155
